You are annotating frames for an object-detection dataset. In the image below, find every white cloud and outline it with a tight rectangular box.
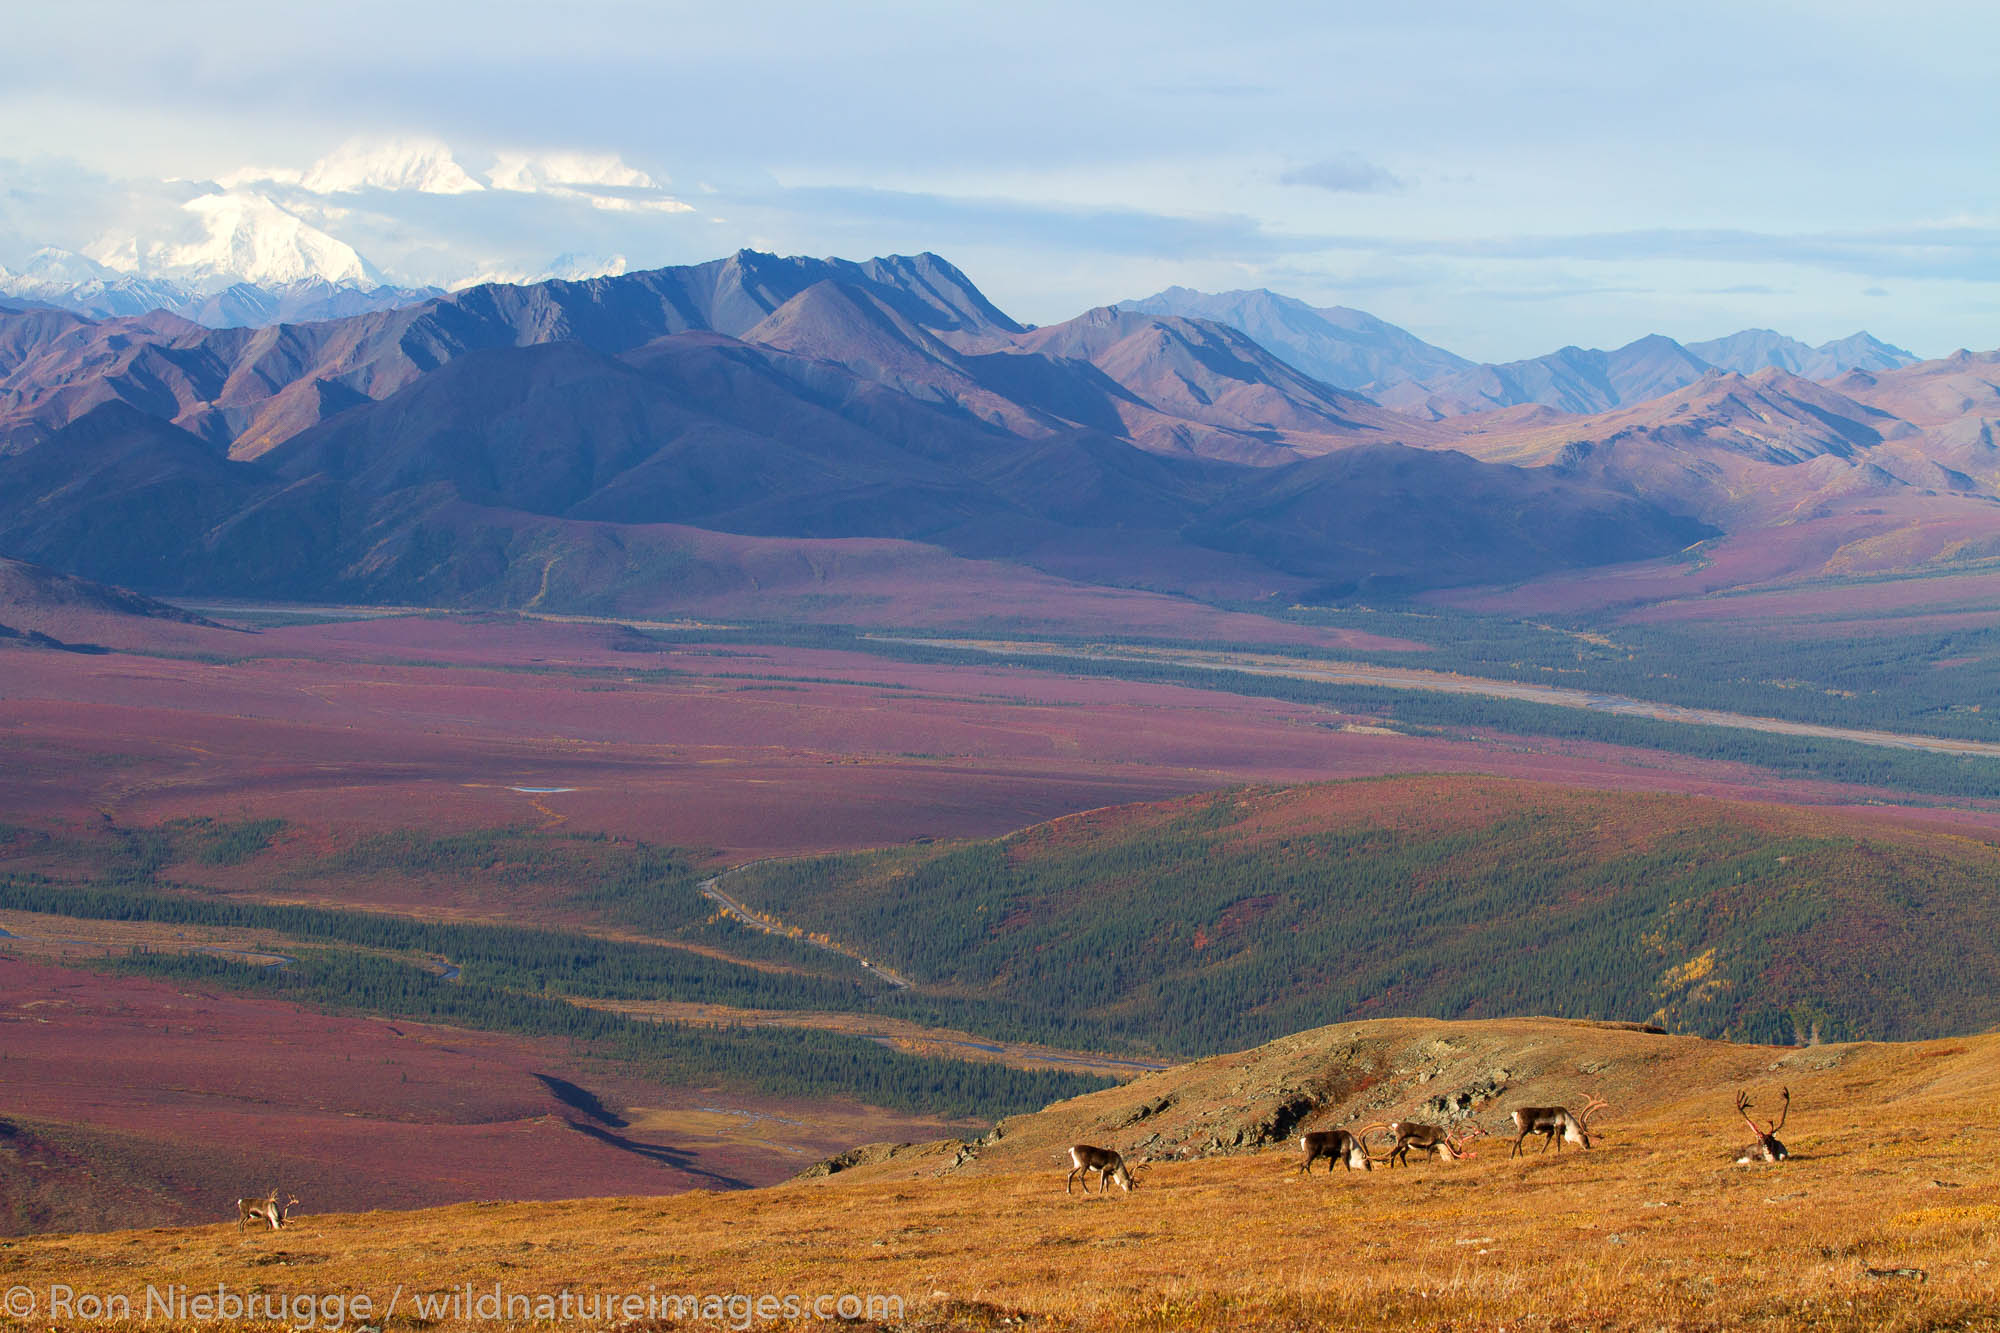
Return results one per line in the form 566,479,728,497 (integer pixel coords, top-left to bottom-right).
215,163,305,189
484,149,690,214
487,151,658,193
296,137,485,195
581,193,695,214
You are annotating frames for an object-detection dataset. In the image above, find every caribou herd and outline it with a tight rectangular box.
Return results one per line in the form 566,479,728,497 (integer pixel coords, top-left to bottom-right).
226,1090,1794,1225
1062,1086,1794,1194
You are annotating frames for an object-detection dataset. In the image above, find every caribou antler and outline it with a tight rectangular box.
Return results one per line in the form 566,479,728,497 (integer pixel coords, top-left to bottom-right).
1445,1122,1490,1159
1736,1087,1790,1162
1364,1119,1484,1166
1510,1096,1604,1155
1355,1122,1398,1163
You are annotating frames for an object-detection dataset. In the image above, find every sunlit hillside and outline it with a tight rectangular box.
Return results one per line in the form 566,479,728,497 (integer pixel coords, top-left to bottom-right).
8,1016,1998,1331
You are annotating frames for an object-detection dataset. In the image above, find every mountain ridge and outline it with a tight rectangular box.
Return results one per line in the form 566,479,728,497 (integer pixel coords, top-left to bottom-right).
0,248,1990,617
1119,286,1472,395
1125,285,1921,420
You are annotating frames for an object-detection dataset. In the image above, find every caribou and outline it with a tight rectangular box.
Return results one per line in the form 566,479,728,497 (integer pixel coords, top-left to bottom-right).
1361,1119,1487,1166
1296,1128,1373,1174
1736,1087,1790,1162
235,1189,298,1232
1064,1144,1137,1194
1509,1097,1607,1156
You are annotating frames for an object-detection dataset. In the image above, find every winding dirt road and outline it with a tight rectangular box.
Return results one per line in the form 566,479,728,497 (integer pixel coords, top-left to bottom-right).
700,871,914,990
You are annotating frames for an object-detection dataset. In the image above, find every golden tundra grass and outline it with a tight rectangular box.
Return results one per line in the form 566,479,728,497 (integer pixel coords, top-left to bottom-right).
5,1029,1999,1331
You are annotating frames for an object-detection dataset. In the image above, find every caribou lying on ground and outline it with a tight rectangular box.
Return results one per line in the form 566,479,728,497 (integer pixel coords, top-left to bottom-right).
1736,1087,1790,1162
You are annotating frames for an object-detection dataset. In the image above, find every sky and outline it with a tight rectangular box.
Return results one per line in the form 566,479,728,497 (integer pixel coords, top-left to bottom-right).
1,0,1996,360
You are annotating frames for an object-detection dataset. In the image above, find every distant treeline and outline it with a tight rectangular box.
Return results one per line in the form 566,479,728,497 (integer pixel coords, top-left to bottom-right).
103,949,1107,1119
732,788,2000,1054
32,818,868,986
0,876,876,1011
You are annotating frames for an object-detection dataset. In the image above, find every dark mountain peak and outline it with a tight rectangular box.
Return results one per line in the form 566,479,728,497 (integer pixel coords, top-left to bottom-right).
743,280,970,385
41,399,222,458
855,252,1023,337
423,248,1022,352
750,278,940,345
1020,307,1283,384
694,249,1020,341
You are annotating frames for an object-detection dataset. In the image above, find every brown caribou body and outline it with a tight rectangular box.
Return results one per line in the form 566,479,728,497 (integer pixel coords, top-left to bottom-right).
1361,1119,1487,1166
235,1190,298,1231
1296,1128,1373,1174
1509,1097,1607,1156
1065,1145,1137,1194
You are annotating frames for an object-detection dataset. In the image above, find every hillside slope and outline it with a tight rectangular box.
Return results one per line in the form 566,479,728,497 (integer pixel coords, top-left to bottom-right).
730,775,2000,1054
0,556,237,653
9,1018,1997,1330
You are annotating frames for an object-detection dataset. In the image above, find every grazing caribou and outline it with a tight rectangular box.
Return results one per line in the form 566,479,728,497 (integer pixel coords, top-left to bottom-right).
1065,1145,1137,1194
235,1189,297,1231
1361,1119,1487,1167
1296,1128,1373,1175
1509,1097,1607,1156
1736,1087,1790,1162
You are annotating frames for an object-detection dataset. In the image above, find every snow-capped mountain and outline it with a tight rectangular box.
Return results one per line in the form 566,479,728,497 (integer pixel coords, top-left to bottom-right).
0,245,438,328
0,187,419,326
2,137,701,326
0,249,192,319
2,172,436,325
449,252,634,289
150,191,381,289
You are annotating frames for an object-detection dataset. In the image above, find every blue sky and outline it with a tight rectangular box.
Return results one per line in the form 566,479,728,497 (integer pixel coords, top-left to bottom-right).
1,0,1995,360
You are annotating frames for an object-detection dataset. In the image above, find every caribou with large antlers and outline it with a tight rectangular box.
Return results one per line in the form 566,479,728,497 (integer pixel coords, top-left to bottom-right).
1296,1128,1373,1175
1359,1119,1487,1167
1509,1096,1607,1156
1736,1087,1790,1162
234,1189,297,1232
